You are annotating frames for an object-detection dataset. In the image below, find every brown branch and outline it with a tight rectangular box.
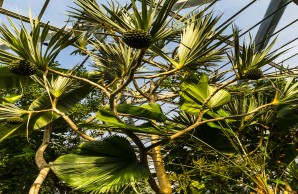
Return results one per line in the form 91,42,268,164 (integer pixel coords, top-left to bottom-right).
85,114,97,123
135,68,178,79
133,79,149,99
147,80,172,194
54,108,96,141
142,58,168,71
109,49,146,114
156,93,178,101
28,109,53,114
146,103,274,152
29,125,52,194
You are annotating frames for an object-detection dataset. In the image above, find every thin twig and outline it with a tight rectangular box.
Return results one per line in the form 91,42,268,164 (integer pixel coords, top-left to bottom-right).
135,68,178,79
145,102,273,152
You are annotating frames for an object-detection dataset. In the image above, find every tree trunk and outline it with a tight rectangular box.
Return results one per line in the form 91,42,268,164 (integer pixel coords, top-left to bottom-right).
149,80,172,194
29,125,52,194
151,135,172,194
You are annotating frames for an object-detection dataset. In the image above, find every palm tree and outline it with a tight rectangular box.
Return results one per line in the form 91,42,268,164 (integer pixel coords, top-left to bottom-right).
0,0,297,193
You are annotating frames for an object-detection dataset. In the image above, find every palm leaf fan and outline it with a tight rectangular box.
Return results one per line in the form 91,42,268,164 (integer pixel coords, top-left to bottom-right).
51,136,150,194
0,103,27,121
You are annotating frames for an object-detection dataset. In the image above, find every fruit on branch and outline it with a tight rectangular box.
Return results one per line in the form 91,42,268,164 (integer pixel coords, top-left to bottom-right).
122,29,152,49
6,116,24,125
8,60,37,76
244,68,263,80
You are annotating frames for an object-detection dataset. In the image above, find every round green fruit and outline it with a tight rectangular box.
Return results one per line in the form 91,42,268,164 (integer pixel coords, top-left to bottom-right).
122,29,152,49
8,60,37,76
6,117,24,125
244,68,263,80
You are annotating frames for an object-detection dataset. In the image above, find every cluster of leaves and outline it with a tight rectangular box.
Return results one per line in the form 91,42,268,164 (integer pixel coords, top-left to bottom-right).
0,0,298,194
0,66,99,193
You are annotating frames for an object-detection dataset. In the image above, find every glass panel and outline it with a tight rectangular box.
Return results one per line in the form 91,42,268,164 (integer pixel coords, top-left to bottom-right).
1,0,298,69
3,0,43,18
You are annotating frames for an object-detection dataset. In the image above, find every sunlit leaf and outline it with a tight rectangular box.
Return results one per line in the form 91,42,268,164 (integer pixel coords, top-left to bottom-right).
51,136,149,193
179,74,231,113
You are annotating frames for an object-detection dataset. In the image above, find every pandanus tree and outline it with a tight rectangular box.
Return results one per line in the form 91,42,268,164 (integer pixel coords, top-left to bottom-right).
0,0,298,193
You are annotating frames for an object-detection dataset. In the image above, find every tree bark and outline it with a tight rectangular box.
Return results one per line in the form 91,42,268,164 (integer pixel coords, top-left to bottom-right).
149,80,172,194
29,125,52,194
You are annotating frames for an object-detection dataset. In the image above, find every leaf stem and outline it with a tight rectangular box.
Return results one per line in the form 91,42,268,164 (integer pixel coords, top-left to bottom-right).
47,68,111,98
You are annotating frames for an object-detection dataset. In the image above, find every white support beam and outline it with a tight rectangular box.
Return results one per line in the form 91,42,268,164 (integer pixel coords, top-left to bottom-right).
254,0,291,51
172,0,214,11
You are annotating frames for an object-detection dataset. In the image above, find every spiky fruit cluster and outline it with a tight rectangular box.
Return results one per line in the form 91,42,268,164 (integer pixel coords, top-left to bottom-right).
244,68,263,80
8,60,37,76
6,117,24,125
122,29,152,49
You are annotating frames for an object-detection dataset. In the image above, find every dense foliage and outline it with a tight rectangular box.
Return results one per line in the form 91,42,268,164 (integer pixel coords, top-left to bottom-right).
0,0,297,193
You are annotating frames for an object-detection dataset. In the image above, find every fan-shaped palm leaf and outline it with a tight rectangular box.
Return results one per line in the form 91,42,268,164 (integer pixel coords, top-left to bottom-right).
0,103,27,121
272,77,298,105
179,74,231,113
51,136,150,193
176,11,228,69
224,95,264,131
32,74,78,98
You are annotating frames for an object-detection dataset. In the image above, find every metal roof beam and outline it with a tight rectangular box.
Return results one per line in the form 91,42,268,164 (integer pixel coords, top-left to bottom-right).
37,0,51,21
0,0,4,7
254,0,291,51
172,0,215,11
0,7,60,32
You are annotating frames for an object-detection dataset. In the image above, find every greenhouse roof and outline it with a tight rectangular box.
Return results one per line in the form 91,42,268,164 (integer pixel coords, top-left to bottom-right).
0,0,298,73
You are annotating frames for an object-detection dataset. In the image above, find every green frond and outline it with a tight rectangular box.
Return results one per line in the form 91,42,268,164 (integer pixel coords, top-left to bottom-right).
223,95,262,130
229,27,285,80
0,103,27,120
179,74,231,113
176,11,227,69
272,77,298,105
32,74,77,98
93,108,164,134
117,103,167,122
171,111,198,128
0,18,78,71
51,136,150,194
71,0,129,33
91,41,139,82
72,0,180,47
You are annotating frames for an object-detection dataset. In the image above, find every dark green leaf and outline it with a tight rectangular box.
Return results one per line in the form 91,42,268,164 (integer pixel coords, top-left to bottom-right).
51,136,149,193
117,103,167,122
